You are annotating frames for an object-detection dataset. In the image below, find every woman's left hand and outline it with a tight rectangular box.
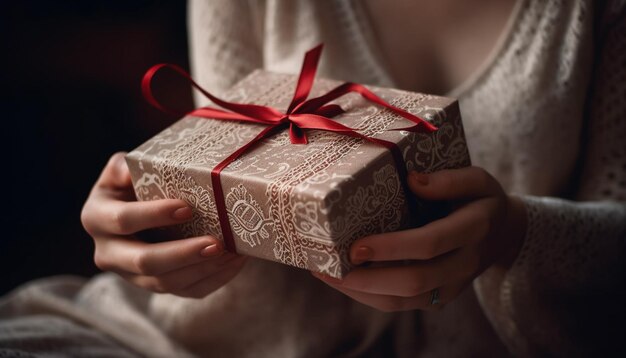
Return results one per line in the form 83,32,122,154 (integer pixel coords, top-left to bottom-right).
313,166,527,312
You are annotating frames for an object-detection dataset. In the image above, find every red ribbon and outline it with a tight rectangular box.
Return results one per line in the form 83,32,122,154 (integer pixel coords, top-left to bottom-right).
142,44,437,253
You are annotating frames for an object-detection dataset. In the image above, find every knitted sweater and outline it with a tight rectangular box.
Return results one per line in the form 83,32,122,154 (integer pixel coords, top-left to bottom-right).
1,0,624,357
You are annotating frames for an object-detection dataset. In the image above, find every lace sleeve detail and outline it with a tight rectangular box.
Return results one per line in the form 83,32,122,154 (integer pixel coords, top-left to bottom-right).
188,0,262,105
475,3,626,356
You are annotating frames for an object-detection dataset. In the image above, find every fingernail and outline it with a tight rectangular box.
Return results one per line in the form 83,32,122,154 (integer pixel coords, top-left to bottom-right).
200,243,219,257
351,246,374,265
410,171,429,185
172,206,193,220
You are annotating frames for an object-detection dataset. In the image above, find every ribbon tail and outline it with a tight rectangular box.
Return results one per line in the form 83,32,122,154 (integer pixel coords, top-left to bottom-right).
289,122,308,144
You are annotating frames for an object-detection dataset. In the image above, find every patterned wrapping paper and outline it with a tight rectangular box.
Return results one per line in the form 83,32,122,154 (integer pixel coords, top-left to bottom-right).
126,70,471,278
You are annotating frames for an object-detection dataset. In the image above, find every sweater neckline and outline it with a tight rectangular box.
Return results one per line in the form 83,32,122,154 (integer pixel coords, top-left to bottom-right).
348,0,527,99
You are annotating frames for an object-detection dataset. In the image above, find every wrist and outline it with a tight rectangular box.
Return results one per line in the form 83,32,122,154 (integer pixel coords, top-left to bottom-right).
497,194,527,268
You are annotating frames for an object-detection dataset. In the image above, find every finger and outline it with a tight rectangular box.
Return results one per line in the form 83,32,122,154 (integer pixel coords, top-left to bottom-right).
316,279,468,312
175,257,248,298
407,167,502,201
123,253,245,293
86,196,193,236
96,152,133,190
94,235,224,276
350,199,493,263
316,249,478,297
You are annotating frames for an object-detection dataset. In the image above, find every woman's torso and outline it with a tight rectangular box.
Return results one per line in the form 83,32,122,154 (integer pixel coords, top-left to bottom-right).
152,0,595,356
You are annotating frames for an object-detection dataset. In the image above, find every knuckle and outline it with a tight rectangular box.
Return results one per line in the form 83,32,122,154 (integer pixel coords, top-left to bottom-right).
197,262,217,277
438,173,455,190
419,236,441,259
147,281,166,294
406,276,427,297
150,278,174,293
458,262,475,280
80,205,97,236
471,165,489,178
153,205,170,221
407,282,425,297
152,279,169,293
472,212,492,240
133,252,156,275
380,243,400,261
93,251,110,271
351,279,374,295
111,207,133,235
464,254,482,279
473,167,496,192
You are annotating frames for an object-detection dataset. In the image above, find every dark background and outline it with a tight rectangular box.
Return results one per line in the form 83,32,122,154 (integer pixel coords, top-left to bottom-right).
0,1,193,294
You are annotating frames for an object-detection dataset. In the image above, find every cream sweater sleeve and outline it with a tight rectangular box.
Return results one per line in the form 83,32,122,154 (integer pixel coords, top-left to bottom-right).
475,4,626,356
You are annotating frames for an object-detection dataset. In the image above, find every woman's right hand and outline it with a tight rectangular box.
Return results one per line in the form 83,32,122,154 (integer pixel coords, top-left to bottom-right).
81,152,247,298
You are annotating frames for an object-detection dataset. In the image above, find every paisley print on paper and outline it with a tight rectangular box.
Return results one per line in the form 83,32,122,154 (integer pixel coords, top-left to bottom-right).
226,184,271,248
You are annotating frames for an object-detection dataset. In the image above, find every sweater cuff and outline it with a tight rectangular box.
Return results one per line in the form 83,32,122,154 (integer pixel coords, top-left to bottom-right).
475,195,626,356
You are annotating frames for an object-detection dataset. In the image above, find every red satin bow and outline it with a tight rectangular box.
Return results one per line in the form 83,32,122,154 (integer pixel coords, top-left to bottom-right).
142,44,437,253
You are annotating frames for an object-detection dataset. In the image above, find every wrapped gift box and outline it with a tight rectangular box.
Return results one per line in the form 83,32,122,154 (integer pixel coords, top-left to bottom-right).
126,69,471,278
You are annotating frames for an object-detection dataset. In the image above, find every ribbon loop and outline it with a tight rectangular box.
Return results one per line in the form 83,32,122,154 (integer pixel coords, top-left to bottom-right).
286,44,324,114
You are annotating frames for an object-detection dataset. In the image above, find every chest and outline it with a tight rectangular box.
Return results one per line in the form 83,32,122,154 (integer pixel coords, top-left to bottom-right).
362,0,518,95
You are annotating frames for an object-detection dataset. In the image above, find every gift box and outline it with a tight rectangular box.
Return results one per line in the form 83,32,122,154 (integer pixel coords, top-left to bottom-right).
126,48,471,278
